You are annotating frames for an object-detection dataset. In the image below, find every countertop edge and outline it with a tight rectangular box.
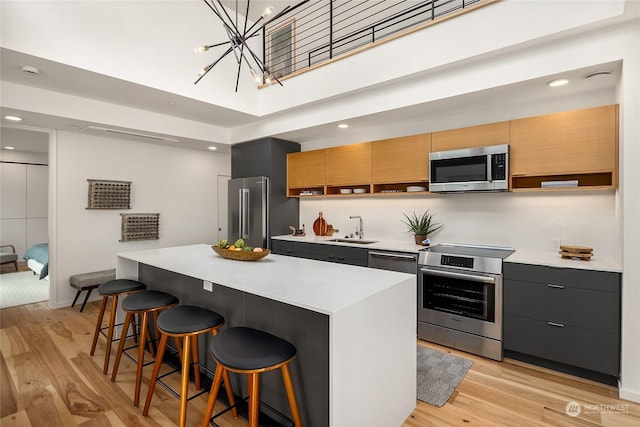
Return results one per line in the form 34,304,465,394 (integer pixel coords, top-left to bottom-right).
272,235,623,273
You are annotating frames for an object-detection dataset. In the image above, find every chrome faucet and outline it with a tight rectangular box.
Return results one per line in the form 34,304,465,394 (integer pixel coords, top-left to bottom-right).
349,216,364,239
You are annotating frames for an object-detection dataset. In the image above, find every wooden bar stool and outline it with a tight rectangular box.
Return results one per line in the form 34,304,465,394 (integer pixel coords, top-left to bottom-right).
201,326,303,427
142,305,231,427
90,279,146,374
110,290,179,406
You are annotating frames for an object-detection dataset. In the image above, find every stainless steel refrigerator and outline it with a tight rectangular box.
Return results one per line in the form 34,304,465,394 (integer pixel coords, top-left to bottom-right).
228,176,270,249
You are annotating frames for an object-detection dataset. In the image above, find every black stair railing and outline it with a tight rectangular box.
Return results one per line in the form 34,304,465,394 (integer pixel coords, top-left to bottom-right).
263,0,485,80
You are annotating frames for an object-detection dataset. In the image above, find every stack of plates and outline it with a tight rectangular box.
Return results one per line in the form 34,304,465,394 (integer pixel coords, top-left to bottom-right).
340,189,353,194
353,188,367,194
406,186,427,192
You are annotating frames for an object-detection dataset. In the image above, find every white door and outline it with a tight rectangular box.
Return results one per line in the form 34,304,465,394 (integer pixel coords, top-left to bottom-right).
217,175,230,241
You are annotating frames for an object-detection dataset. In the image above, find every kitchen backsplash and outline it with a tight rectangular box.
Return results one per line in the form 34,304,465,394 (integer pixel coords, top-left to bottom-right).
298,191,618,258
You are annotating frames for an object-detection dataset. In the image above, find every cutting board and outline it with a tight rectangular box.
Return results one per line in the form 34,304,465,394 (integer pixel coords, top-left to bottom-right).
559,251,593,260
560,244,593,253
313,212,328,236
559,244,593,260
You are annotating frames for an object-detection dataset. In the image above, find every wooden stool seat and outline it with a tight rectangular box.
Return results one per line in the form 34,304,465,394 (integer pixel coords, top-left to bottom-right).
90,279,146,374
202,327,302,427
110,290,179,406
142,305,230,427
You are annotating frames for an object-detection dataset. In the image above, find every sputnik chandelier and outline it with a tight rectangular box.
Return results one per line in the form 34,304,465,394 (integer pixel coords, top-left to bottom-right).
194,0,296,92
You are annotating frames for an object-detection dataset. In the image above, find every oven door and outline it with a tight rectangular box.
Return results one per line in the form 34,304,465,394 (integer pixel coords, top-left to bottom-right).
418,266,502,340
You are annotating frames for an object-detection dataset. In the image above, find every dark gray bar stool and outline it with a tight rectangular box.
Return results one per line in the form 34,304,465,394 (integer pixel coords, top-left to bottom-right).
201,326,302,427
90,279,146,374
142,305,230,427
110,290,179,406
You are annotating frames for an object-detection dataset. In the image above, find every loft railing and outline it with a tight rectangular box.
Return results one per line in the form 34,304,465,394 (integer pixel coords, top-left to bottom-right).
262,0,487,81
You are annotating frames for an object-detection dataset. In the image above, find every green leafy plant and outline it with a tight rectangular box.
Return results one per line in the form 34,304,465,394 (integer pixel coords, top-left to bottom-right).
402,210,444,236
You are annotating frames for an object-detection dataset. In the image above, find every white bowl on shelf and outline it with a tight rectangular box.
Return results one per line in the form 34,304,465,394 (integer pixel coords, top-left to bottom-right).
340,188,353,194
353,188,367,194
406,186,427,192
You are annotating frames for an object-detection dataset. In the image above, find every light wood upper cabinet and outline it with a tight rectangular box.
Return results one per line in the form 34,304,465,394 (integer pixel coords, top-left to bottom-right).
325,142,371,186
510,105,618,177
287,150,326,188
372,134,431,183
431,122,510,152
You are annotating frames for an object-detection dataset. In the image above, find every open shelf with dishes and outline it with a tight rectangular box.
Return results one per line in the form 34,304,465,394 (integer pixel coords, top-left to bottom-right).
325,185,371,196
372,182,429,195
510,172,615,191
288,187,325,197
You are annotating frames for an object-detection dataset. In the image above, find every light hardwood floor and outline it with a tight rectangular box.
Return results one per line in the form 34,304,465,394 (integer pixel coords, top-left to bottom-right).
1,300,639,426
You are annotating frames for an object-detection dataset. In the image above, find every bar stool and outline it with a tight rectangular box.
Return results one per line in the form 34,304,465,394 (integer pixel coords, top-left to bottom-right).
142,305,230,427
110,290,179,406
90,279,146,374
201,326,303,427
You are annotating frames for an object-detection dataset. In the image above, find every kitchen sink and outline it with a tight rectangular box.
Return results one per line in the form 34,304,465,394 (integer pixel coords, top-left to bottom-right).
329,238,378,245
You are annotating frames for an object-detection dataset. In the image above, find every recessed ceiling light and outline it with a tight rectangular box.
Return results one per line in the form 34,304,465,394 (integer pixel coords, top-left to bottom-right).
4,115,23,122
585,70,612,79
21,65,40,75
4,146,15,150
338,123,349,129
548,78,569,87
208,146,218,150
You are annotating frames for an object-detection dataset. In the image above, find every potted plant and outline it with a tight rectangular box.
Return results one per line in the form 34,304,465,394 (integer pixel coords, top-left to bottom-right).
402,210,444,245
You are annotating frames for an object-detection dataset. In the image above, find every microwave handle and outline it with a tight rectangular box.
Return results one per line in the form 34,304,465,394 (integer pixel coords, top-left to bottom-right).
487,154,493,182
420,267,496,284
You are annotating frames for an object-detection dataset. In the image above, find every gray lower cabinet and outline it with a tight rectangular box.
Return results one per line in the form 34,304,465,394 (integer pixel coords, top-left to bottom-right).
271,239,368,266
503,262,621,382
139,264,329,426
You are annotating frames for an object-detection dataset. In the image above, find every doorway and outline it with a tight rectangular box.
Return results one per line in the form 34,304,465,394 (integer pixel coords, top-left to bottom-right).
0,125,51,307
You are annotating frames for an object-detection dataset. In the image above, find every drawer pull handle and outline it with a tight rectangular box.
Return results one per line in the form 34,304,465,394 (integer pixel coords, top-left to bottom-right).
547,284,564,289
548,322,565,328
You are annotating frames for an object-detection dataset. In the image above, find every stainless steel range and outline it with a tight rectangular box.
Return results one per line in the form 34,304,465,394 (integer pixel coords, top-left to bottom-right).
417,243,514,361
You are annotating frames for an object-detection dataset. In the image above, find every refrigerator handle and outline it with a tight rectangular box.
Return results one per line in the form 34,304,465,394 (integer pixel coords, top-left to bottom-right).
241,188,250,239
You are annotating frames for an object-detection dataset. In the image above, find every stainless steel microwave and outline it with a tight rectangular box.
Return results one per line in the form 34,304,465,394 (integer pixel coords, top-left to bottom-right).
429,144,509,193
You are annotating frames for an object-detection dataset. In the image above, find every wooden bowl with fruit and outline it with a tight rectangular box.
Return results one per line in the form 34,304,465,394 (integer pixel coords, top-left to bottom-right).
212,239,270,261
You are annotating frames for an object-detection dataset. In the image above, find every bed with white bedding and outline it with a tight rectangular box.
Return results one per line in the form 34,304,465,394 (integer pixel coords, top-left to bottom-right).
23,243,49,280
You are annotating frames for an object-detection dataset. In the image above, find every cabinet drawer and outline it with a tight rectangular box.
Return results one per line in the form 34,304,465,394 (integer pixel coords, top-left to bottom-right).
270,240,368,267
312,245,368,267
504,262,620,293
504,314,619,376
504,279,619,334
271,240,313,258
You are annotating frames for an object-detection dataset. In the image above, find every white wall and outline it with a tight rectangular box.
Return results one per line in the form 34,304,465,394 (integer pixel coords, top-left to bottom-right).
0,150,48,164
300,191,617,256
50,131,230,307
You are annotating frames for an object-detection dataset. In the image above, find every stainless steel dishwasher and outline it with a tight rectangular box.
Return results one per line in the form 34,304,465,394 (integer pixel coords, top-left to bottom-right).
368,250,418,274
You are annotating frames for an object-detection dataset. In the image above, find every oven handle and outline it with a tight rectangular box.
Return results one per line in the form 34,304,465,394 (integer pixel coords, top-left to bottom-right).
420,267,496,284
369,251,417,260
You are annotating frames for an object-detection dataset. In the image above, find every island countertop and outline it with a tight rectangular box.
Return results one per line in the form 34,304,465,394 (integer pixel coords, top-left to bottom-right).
116,243,417,427
116,244,414,315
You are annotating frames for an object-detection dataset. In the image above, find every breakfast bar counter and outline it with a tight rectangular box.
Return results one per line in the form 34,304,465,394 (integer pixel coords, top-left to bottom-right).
116,244,416,426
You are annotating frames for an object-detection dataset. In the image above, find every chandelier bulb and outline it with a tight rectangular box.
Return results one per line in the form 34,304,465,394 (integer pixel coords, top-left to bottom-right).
261,6,274,19
198,68,207,77
250,69,262,84
194,45,209,53
264,73,272,85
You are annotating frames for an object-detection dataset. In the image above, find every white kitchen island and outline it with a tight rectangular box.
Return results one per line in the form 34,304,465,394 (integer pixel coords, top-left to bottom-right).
116,244,416,427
